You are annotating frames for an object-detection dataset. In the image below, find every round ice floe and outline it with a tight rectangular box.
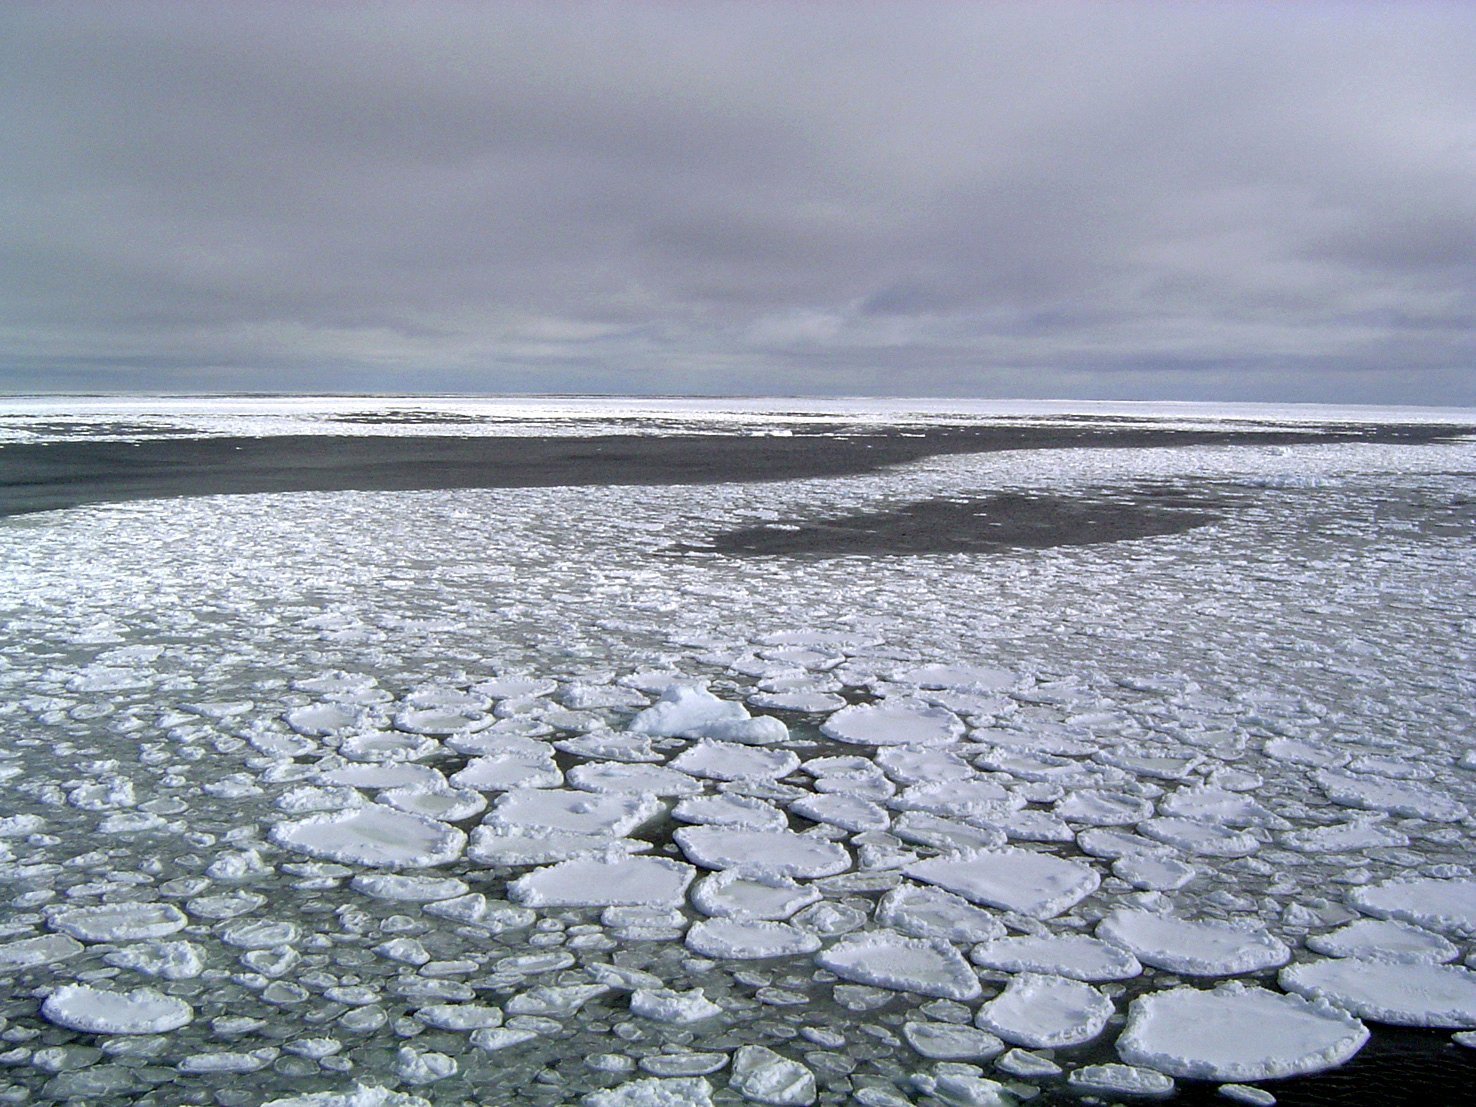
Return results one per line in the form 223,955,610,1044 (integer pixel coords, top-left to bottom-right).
339,729,438,763
876,882,1006,943
1314,770,1467,822
1055,789,1154,826
905,847,1100,919
902,1021,1005,1061
876,745,972,784
1348,878,1476,938
690,872,821,920
892,779,1021,820
1279,818,1409,853
674,826,851,879
48,902,188,942
509,855,695,908
317,762,447,790
0,934,83,970
670,740,799,782
1138,817,1260,858
1112,854,1198,891
485,788,664,837
820,700,964,747
270,807,466,868
553,730,660,763
350,874,469,902
376,785,487,823
973,972,1113,1048
1264,737,1349,769
974,748,1092,784
394,707,490,737
788,793,890,832
469,826,645,865
285,702,361,736
1096,909,1290,976
1280,958,1476,1027
1077,827,1172,860
41,984,194,1034
685,918,821,959
266,1085,432,1107
971,934,1142,982
451,754,562,791
586,1076,714,1107
816,930,982,1000
1308,919,1459,963
1116,982,1368,1081
1095,749,1202,781
475,676,557,700
672,793,789,830
1066,1064,1174,1098
568,762,703,796
1158,787,1282,827
750,690,847,713
893,812,1007,853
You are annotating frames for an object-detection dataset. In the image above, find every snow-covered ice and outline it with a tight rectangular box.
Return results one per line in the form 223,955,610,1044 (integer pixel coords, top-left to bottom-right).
41,984,194,1034
815,931,982,1000
1097,908,1291,976
973,972,1114,1048
1280,958,1476,1027
905,847,1100,918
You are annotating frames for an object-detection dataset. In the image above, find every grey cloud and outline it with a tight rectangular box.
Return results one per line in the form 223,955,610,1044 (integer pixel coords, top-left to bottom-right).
2,2,1475,401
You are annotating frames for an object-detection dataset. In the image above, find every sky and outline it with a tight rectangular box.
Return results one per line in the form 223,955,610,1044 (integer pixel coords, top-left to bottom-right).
2,2,1475,403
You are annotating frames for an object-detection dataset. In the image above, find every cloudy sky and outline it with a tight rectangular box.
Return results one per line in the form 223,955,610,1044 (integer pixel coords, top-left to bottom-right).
3,2,1475,402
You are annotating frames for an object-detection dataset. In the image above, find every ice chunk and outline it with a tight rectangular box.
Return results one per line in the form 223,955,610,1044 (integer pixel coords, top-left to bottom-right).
1113,854,1198,891
1116,982,1368,1080
1055,789,1154,826
750,691,847,713
378,786,487,822
876,746,972,783
628,686,749,737
585,1077,714,1107
555,730,662,763
1159,787,1282,827
1314,770,1466,822
317,763,447,790
1307,919,1458,963
285,703,361,736
265,1087,431,1107
451,755,562,791
0,933,83,969
675,826,851,879
270,808,466,868
1138,817,1260,858
569,762,703,796
1280,958,1476,1027
820,700,965,747
1348,877,1476,937
1066,1064,1174,1098
506,984,611,1017
875,883,1006,943
41,984,193,1034
971,934,1142,982
730,1044,816,1106
486,788,664,837
891,779,1021,820
1280,818,1408,853
898,663,1015,692
630,987,724,1023
1097,909,1290,977
350,874,469,902
901,1021,1005,1061
673,793,789,830
905,847,1100,919
690,871,821,920
105,940,205,979
510,855,695,908
469,826,649,865
892,812,1007,853
816,930,982,1000
974,972,1113,1048
48,902,188,942
685,919,821,959
670,740,799,782
789,793,890,832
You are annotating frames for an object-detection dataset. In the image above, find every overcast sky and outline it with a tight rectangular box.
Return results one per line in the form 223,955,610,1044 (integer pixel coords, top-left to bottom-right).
3,2,1475,403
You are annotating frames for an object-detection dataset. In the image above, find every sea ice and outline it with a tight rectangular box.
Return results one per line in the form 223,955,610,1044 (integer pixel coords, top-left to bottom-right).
509,855,695,908
685,919,821,959
41,984,194,1034
1065,1063,1175,1098
970,934,1142,981
0,933,83,969
630,987,724,1023
901,1021,1005,1061
690,872,821,920
1280,958,1476,1027
973,972,1113,1048
47,902,188,942
674,826,851,879
349,874,469,902
729,1044,816,1106
789,792,891,832
569,762,704,796
820,700,965,747
905,847,1100,918
270,807,466,868
585,1076,715,1107
1138,817,1260,857
1096,909,1290,976
451,754,562,791
673,793,789,830
816,931,982,1001
627,685,749,737
1115,982,1369,1080
875,883,1006,943
670,740,799,782
1307,918,1458,963
1314,770,1467,822
1348,877,1476,937
378,786,487,822
485,788,664,837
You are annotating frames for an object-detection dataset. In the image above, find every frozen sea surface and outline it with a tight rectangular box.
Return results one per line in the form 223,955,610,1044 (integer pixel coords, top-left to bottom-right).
0,402,1474,1104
